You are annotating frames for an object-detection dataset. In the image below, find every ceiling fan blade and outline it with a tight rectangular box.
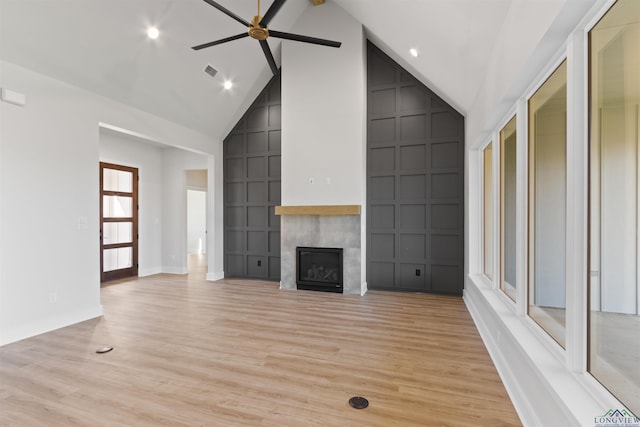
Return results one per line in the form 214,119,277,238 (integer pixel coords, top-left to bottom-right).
201,0,251,27
259,40,279,75
259,0,287,27
269,30,341,48
192,33,249,50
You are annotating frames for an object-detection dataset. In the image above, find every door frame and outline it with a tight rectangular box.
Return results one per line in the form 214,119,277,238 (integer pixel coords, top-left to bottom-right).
100,162,139,282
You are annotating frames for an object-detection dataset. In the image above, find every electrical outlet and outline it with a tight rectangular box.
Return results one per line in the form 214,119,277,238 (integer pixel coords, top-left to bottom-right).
415,269,421,277
309,177,315,184
257,260,262,267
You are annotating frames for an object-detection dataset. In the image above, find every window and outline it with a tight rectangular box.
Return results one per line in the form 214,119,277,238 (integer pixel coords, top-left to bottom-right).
500,116,517,300
589,0,640,415
528,61,567,347
483,143,494,279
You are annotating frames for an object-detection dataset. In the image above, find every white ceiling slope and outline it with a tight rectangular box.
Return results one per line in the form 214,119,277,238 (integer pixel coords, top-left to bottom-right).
0,0,310,139
336,0,574,116
0,0,573,140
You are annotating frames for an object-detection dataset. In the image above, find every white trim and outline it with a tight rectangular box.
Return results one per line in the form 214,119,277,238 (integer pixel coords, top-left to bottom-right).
360,281,368,296
566,27,589,374
138,267,162,277
479,138,493,152
582,0,618,33
496,106,519,138
465,276,626,426
523,53,569,105
206,271,224,281
99,122,162,146
470,148,482,275
463,279,543,425
162,266,188,275
523,312,566,362
516,99,528,317
0,305,103,347
492,130,501,291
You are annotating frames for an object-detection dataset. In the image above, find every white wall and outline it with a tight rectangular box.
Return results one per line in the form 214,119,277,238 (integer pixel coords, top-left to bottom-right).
281,2,366,290
186,170,208,255
99,129,163,276
187,190,207,254
0,60,216,345
161,147,208,274
467,1,597,148
281,2,365,206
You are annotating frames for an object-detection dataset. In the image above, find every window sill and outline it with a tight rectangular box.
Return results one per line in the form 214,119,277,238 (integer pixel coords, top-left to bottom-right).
464,274,623,426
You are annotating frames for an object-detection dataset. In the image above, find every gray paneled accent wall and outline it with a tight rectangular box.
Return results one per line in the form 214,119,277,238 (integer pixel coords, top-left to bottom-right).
224,75,281,280
367,42,465,295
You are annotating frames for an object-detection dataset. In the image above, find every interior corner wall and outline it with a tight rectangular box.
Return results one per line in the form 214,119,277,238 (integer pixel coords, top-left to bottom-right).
0,60,214,346
161,147,208,274
281,2,366,206
98,130,163,277
207,144,225,281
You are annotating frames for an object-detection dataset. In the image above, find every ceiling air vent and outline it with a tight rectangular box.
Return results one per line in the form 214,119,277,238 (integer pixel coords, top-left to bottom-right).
204,65,218,78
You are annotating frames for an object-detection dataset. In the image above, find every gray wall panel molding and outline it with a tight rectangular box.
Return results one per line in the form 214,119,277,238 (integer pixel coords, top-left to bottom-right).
367,41,464,295
224,75,281,280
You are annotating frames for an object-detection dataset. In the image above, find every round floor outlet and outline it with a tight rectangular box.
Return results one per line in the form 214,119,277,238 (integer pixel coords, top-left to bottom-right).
348,396,369,409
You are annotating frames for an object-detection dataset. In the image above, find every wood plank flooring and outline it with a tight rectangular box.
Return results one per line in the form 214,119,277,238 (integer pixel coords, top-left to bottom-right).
0,259,521,426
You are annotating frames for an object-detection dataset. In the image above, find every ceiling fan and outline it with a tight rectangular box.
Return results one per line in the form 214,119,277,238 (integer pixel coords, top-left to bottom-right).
192,0,342,75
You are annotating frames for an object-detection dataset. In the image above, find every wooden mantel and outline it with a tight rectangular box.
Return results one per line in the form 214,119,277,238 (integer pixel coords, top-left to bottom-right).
274,205,361,216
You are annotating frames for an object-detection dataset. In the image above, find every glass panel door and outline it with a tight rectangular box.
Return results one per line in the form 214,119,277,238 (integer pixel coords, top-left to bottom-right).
100,162,138,282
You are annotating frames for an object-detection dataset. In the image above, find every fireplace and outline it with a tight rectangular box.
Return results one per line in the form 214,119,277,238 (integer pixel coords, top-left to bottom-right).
296,247,343,293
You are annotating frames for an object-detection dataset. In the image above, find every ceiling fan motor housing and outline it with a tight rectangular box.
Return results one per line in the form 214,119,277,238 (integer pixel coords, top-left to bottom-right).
249,16,269,40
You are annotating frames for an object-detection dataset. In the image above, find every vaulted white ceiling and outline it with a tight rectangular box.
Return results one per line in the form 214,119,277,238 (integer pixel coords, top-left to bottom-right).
0,0,570,140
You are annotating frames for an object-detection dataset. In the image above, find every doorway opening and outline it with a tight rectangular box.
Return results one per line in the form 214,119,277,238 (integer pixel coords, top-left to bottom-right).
187,169,207,277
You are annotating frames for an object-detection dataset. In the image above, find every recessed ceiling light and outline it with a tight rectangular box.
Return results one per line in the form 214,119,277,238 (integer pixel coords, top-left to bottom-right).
409,48,418,57
223,80,233,90
147,27,159,40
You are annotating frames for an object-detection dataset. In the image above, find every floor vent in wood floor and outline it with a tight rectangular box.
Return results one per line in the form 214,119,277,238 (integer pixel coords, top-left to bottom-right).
348,396,369,409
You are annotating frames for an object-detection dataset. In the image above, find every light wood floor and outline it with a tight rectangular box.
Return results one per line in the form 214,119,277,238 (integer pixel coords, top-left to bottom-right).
0,257,521,426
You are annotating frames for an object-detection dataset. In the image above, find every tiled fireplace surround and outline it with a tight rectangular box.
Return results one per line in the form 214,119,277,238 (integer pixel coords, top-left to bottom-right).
277,206,362,295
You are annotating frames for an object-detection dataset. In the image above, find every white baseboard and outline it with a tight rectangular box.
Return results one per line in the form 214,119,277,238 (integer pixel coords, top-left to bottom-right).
138,267,162,277
206,271,224,281
161,266,188,275
360,281,368,296
0,304,103,347
464,276,619,427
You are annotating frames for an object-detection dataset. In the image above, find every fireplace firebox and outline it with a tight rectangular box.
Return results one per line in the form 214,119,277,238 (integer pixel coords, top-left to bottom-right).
296,247,343,293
